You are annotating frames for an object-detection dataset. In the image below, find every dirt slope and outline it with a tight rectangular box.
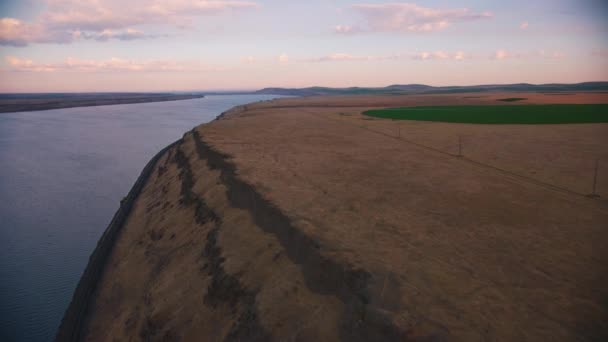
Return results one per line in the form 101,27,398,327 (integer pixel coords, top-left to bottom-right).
81,93,608,341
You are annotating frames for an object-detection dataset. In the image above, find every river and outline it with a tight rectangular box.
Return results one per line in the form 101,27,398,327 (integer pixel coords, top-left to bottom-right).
0,95,283,341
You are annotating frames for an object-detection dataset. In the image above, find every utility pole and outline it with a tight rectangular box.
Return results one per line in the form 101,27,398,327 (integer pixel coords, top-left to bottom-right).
589,159,600,198
457,136,463,157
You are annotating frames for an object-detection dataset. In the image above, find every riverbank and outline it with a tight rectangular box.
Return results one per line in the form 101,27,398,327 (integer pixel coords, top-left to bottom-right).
55,140,179,342
64,92,608,341
0,93,205,113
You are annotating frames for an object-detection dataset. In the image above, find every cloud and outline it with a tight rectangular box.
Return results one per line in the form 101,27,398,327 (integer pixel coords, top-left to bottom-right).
1,18,34,46
241,56,256,63
520,21,529,30
591,49,608,58
5,56,58,72
4,56,225,72
494,49,513,60
412,51,448,60
408,50,472,61
143,0,258,19
305,51,473,63
492,49,565,60
335,3,492,34
1,0,258,46
0,18,72,46
77,28,161,41
302,50,564,63
278,53,289,63
309,53,376,62
453,51,467,60
334,25,359,34
538,50,565,59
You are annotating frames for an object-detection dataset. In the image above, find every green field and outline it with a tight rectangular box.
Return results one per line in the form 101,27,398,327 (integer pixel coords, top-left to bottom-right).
364,104,608,124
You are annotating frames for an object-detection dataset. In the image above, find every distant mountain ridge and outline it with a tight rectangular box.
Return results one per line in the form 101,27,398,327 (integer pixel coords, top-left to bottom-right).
255,82,608,96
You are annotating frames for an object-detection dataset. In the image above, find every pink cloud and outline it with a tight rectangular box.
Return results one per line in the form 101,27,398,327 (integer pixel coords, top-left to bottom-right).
241,56,256,63
0,18,73,46
492,49,565,60
334,25,360,34
1,0,258,46
453,51,467,60
4,56,58,72
302,50,564,63
494,49,513,60
539,50,565,59
77,28,162,42
409,50,473,61
412,51,449,60
336,3,492,34
591,49,608,58
4,56,225,72
277,53,289,63
520,21,529,30
305,51,473,63
309,53,376,62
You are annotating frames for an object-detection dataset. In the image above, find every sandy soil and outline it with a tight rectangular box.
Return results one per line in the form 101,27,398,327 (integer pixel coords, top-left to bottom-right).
82,92,608,341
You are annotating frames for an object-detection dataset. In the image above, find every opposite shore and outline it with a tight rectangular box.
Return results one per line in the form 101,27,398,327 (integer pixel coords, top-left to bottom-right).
0,93,206,113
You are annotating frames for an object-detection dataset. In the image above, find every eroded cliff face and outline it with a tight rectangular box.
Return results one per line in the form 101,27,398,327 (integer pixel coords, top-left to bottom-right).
68,94,608,341
80,130,404,341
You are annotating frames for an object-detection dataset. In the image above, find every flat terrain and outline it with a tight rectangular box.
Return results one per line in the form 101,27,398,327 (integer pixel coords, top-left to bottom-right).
365,104,608,124
0,93,205,113
82,92,608,341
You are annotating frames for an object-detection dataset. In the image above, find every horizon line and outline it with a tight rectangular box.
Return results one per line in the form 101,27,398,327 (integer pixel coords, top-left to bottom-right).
2,80,608,94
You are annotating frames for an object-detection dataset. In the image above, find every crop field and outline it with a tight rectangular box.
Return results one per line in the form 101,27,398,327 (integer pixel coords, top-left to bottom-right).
364,104,608,124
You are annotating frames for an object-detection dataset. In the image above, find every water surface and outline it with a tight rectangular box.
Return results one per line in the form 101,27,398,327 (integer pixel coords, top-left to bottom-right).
0,95,282,341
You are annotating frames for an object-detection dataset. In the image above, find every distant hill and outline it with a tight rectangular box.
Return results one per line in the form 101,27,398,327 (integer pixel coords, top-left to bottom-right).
255,82,608,96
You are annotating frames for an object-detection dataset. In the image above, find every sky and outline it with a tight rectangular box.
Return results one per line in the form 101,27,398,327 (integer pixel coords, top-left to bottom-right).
0,0,607,92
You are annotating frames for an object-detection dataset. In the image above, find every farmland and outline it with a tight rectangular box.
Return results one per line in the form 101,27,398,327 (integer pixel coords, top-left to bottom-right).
81,92,608,341
364,104,608,124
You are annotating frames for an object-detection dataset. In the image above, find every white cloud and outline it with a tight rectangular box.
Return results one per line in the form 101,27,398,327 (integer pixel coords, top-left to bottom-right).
278,53,289,63
4,56,225,72
335,3,492,34
1,0,258,46
520,21,529,30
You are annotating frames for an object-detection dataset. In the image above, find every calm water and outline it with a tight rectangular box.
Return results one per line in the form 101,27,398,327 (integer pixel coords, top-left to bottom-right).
0,95,283,342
